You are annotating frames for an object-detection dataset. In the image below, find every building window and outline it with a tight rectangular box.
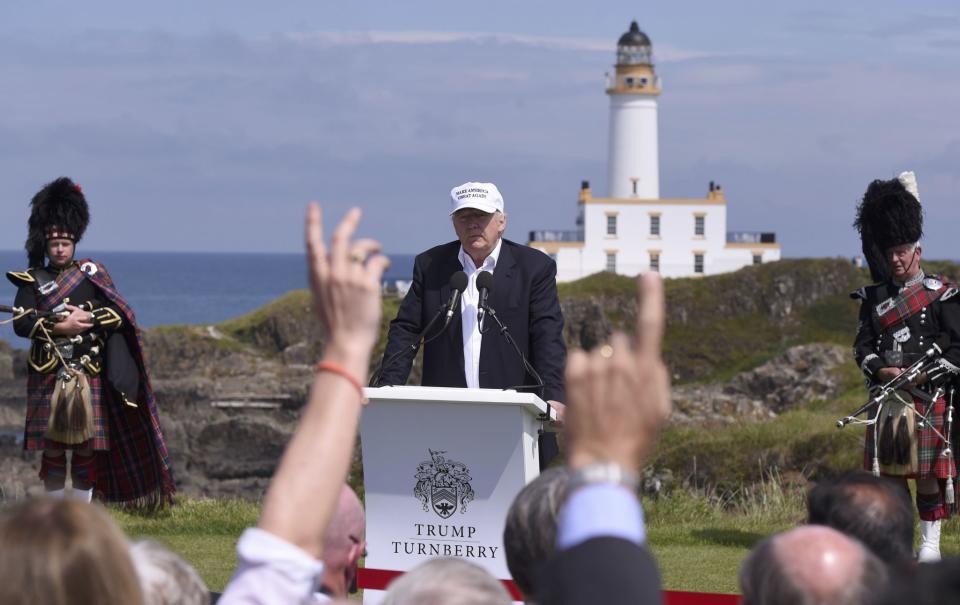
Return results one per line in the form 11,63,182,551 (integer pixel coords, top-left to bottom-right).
606,215,617,236
606,252,617,273
650,215,660,236
631,178,639,196
694,253,704,274
650,253,660,272
753,254,762,265
695,215,705,236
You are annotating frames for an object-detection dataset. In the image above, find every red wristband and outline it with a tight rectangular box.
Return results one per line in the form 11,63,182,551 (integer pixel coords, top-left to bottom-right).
314,361,368,404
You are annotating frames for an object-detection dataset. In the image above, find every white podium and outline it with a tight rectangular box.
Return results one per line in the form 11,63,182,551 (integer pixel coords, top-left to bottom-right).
357,386,549,603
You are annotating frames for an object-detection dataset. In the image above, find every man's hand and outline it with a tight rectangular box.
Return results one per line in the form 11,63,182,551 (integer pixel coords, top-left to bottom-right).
564,272,671,475
305,204,390,368
876,367,903,383
547,400,566,427
51,304,93,336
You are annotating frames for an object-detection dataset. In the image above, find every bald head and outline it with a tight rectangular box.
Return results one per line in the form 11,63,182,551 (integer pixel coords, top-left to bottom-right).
740,526,888,605
320,485,366,598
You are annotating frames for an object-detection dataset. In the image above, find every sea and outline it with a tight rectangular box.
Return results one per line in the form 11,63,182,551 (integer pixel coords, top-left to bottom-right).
0,250,415,348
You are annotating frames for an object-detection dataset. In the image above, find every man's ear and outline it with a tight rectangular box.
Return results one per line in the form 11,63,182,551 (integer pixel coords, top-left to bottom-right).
349,540,366,566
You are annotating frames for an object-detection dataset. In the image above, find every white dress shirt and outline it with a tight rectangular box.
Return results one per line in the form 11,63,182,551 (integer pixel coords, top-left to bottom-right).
458,238,502,389
218,528,325,605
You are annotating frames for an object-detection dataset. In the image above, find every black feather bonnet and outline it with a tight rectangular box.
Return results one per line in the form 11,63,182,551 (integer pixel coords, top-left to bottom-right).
25,177,90,268
853,171,922,283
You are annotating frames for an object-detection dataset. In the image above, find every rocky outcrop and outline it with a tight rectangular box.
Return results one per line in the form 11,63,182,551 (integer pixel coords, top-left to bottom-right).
671,344,848,424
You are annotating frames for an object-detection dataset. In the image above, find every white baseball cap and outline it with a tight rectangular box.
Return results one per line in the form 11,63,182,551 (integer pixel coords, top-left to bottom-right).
449,182,505,215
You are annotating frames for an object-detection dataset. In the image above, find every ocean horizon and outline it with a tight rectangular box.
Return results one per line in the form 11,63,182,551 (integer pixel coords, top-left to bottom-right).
0,250,416,348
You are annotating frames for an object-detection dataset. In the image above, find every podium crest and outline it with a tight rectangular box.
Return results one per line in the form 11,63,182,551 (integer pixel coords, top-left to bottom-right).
414,449,475,519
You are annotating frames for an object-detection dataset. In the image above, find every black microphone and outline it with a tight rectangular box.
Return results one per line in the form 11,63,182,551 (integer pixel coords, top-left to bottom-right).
476,270,494,330
444,271,468,328
370,271,469,387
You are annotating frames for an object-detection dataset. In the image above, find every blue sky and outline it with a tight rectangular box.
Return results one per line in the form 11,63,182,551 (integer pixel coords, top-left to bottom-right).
1,1,958,258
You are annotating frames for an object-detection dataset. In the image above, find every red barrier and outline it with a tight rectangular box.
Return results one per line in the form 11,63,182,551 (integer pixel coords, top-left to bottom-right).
665,590,740,605
358,568,739,603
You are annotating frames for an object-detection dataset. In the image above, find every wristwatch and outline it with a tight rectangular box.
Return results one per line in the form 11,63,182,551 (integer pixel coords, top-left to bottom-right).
569,462,639,491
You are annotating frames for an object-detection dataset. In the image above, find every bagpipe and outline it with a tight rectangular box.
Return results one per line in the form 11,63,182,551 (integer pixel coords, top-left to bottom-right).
0,303,68,321
836,341,957,502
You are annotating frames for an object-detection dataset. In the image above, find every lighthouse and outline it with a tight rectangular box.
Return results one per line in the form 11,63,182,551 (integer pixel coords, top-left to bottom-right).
606,21,660,199
528,20,780,280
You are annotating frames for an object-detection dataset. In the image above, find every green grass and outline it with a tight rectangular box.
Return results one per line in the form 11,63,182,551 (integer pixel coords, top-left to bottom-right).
217,290,313,343
113,498,259,592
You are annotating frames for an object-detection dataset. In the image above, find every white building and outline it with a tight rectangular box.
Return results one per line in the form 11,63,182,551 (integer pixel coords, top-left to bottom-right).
529,21,781,281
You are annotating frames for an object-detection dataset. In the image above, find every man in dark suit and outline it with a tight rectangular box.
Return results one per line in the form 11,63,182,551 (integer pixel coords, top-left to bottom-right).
378,181,566,404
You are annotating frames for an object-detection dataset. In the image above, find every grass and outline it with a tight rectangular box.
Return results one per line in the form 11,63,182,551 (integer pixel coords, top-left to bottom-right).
113,498,258,592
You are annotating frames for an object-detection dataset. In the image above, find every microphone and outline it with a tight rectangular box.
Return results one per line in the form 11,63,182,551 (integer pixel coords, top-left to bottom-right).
370,271,468,387
444,271,468,328
476,270,494,330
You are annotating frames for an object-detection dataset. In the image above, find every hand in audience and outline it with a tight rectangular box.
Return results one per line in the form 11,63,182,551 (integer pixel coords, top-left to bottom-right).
306,204,390,364
563,272,671,474
257,204,388,558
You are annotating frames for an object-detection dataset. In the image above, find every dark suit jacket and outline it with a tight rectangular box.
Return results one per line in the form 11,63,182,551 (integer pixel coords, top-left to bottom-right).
379,238,567,402
536,537,664,605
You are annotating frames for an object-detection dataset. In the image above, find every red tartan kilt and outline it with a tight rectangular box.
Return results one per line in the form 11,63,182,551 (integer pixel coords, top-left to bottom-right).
863,394,956,480
24,373,109,451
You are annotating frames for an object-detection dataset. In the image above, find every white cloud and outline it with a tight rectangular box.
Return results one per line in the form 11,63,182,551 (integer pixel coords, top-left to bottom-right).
282,30,716,62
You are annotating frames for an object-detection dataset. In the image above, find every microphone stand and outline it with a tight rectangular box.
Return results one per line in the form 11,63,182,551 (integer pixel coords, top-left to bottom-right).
368,302,449,387
480,302,545,400
481,299,559,470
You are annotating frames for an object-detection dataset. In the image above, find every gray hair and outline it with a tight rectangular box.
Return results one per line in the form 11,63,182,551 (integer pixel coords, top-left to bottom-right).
503,467,571,598
381,558,511,605
129,540,209,605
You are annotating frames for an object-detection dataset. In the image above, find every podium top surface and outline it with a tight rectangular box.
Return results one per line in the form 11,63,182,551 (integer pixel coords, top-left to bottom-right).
364,385,549,417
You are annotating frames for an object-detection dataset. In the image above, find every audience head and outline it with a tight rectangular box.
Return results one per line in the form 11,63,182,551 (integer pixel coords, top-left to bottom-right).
319,484,367,598
739,525,887,605
807,471,914,565
130,540,210,605
875,558,960,605
381,558,512,605
503,467,571,600
0,498,144,605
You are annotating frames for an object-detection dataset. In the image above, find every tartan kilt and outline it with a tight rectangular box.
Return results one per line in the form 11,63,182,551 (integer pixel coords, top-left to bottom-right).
24,372,109,451
864,393,956,480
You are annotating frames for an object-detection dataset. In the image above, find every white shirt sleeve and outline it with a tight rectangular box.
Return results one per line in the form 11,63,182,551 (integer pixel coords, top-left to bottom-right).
218,528,325,605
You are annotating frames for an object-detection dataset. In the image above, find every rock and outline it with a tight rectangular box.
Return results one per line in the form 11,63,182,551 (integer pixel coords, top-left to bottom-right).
282,341,312,366
726,344,847,414
194,418,288,480
671,344,848,425
0,341,12,381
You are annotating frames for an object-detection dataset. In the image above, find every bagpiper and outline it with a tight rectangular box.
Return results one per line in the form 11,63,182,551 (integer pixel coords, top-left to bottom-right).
851,171,960,561
5,177,174,506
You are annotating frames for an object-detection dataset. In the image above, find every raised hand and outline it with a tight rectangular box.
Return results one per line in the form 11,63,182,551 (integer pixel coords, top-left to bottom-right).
305,204,390,366
564,272,672,474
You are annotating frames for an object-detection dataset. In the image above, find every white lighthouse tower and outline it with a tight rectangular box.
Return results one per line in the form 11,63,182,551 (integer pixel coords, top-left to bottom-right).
606,21,660,199
528,20,781,280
